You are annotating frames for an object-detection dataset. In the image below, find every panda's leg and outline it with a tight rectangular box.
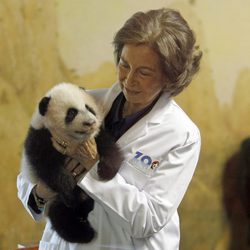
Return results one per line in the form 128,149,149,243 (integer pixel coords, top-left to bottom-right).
48,188,95,243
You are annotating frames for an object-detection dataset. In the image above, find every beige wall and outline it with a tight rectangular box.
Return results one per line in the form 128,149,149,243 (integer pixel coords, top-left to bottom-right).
0,1,249,249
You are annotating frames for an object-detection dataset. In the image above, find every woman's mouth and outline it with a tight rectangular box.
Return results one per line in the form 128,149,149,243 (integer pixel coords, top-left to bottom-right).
125,88,140,95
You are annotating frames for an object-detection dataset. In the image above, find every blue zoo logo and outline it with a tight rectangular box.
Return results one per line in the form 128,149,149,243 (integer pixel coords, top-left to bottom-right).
134,151,152,166
133,151,160,170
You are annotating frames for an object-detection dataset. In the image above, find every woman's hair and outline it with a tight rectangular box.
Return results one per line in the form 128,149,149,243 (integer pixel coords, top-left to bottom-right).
113,8,202,96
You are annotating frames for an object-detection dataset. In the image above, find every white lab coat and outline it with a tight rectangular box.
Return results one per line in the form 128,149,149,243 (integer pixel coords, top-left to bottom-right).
17,83,201,250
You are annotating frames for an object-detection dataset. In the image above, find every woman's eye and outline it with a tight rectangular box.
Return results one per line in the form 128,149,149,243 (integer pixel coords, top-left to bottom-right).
139,70,152,77
119,60,129,69
120,63,129,69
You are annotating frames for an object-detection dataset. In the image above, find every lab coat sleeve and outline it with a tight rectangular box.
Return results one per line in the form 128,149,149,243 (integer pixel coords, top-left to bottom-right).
78,137,201,238
87,88,108,106
87,83,121,116
17,172,45,221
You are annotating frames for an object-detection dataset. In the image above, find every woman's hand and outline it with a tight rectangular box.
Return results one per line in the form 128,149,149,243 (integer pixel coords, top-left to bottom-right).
51,136,99,171
75,138,99,170
35,180,57,201
64,158,87,182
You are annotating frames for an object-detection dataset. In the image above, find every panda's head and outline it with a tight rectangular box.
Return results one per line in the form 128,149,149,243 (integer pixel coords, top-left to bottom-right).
35,83,103,141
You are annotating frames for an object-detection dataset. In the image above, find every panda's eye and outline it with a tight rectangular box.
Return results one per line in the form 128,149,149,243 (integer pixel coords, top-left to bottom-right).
85,105,96,116
65,108,78,123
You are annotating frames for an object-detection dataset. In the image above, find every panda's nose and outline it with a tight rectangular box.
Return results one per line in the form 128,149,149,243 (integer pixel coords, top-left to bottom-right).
83,119,96,127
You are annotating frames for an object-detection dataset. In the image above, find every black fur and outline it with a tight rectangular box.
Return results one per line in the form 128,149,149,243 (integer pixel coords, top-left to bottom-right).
96,129,124,180
65,108,78,124
24,126,123,243
47,187,95,243
39,97,51,116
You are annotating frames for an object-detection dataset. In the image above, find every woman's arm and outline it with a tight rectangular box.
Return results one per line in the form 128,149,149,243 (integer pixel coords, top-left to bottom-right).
17,172,45,221
78,138,201,238
17,154,57,221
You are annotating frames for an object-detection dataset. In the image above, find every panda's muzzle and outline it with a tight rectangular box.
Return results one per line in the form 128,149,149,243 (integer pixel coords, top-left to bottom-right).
75,119,97,135
82,119,96,127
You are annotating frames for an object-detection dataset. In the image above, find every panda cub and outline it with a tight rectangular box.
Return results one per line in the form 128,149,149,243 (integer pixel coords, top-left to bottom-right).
23,83,123,243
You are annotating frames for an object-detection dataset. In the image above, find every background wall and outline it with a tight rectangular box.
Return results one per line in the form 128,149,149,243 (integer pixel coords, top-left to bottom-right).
0,0,250,250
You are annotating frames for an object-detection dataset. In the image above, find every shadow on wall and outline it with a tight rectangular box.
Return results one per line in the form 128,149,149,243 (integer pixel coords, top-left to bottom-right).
222,138,250,250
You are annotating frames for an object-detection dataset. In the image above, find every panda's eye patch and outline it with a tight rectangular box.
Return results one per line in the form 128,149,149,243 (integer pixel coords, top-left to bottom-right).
85,105,96,116
65,108,78,123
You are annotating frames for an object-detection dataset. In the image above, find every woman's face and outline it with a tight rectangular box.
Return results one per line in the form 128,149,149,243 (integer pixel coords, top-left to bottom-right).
118,44,166,109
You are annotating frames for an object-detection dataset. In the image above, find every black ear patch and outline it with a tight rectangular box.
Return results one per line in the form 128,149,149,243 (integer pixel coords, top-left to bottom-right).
39,96,51,116
79,86,86,91
85,104,96,116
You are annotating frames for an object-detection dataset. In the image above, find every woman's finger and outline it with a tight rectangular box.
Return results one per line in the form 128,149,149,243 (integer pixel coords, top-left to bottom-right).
36,180,57,200
65,158,80,172
72,164,86,176
51,137,67,155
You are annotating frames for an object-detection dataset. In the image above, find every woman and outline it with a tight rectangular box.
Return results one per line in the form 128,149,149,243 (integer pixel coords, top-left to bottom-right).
17,8,202,250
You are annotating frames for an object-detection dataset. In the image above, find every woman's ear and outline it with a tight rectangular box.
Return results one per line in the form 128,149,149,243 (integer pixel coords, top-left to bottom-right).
39,96,51,116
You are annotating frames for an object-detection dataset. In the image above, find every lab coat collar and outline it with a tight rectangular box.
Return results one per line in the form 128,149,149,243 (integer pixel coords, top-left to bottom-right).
146,91,171,124
117,90,171,146
105,83,171,124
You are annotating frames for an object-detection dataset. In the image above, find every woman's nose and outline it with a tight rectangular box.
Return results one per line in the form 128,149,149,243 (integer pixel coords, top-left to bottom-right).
124,70,137,87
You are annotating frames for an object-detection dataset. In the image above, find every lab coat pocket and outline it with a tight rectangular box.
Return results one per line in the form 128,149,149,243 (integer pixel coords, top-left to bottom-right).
120,161,153,190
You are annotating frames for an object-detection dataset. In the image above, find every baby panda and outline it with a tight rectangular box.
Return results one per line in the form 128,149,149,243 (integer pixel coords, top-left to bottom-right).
22,83,123,243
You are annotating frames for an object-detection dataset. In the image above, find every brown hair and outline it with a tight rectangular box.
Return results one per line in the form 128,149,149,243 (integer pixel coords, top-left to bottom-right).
113,8,202,96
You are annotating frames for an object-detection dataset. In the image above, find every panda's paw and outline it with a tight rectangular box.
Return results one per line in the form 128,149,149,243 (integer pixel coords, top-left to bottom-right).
97,161,119,180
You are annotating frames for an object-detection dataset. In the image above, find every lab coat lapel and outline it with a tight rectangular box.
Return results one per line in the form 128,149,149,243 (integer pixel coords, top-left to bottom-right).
117,118,148,147
117,92,171,147
102,83,122,117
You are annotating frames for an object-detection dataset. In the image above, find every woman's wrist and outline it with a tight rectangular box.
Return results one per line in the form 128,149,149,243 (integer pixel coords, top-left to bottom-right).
32,186,47,210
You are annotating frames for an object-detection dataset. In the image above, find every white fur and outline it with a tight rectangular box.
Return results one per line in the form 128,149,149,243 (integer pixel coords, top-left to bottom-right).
24,83,103,182
31,82,103,141
30,108,45,129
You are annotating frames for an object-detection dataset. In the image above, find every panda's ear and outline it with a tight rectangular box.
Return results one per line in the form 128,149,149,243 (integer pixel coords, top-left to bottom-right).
79,86,86,92
39,96,51,116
